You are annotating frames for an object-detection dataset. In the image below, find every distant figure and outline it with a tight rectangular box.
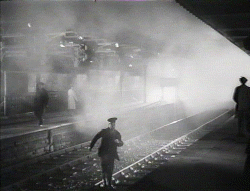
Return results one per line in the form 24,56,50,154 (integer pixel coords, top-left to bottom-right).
34,82,49,126
233,77,250,137
68,86,78,115
89,117,123,188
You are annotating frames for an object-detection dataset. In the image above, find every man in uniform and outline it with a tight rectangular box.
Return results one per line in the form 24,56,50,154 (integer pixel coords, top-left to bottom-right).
89,117,123,188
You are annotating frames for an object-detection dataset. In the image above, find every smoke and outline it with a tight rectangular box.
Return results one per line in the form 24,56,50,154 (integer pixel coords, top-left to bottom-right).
2,1,250,132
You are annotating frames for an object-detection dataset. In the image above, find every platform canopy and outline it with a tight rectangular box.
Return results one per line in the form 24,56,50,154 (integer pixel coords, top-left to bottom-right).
176,0,250,56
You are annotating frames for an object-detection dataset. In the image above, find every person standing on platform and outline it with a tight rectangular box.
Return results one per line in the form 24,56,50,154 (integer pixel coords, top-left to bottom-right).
89,117,123,188
34,82,49,126
233,77,250,137
68,86,78,116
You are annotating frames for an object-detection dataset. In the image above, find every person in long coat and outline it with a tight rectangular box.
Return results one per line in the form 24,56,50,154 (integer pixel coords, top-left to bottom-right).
34,82,49,126
89,117,123,188
68,86,78,115
233,77,250,137
234,77,250,187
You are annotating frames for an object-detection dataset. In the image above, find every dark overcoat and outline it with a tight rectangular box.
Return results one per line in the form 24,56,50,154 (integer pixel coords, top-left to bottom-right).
90,128,123,160
233,84,250,111
34,88,49,111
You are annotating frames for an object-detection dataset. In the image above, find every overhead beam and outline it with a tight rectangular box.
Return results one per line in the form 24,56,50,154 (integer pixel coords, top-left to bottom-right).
202,13,250,17
219,28,250,32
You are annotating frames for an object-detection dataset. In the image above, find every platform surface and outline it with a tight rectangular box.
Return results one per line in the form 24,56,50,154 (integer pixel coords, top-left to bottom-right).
128,117,250,191
0,101,153,140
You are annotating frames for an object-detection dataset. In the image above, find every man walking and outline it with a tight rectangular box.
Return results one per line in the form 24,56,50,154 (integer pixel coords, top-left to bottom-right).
34,82,49,126
89,117,123,188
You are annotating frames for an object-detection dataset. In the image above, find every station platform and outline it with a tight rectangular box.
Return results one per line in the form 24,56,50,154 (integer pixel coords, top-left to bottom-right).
127,116,250,191
0,111,75,140
0,101,157,140
1,103,249,190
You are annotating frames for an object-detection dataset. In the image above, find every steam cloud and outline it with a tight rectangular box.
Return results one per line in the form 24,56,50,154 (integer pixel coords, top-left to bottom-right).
2,1,250,132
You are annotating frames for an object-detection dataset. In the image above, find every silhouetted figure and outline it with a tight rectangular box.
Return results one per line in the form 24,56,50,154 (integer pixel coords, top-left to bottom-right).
234,77,250,189
34,82,49,126
68,86,78,116
89,117,123,188
233,77,250,137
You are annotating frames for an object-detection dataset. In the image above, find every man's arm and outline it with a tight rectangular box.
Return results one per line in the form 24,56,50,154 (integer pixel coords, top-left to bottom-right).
73,90,78,102
89,131,102,151
115,132,123,147
233,87,239,103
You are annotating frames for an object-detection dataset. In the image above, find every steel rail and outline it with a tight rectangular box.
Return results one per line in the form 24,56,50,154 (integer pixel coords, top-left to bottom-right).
0,102,167,190
1,109,232,191
1,101,161,172
95,109,231,187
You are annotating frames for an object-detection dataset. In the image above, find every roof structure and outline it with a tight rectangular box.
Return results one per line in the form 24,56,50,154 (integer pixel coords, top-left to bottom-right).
176,0,250,56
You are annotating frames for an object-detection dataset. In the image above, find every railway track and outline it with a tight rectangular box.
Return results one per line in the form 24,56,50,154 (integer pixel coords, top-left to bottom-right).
1,109,232,191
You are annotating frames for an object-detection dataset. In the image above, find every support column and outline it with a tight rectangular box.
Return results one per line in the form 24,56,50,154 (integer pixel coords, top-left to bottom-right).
120,70,123,102
3,71,7,116
143,64,147,103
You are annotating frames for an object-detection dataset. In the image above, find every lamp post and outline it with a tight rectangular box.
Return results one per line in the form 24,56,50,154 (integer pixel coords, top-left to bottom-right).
143,62,147,103
3,71,7,116
0,40,7,116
